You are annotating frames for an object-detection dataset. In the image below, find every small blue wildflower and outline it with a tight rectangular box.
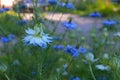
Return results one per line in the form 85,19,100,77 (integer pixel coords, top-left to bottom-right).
0,8,6,13
103,19,116,26
89,12,101,17
8,34,15,41
53,45,64,50
62,21,77,29
32,71,37,76
78,46,87,54
4,8,11,11
17,20,27,25
69,76,80,80
48,0,58,5
1,37,9,43
66,2,75,10
65,45,79,57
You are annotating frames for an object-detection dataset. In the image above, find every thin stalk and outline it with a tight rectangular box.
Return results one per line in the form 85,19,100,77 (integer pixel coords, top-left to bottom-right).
4,73,10,80
51,13,64,34
89,63,96,80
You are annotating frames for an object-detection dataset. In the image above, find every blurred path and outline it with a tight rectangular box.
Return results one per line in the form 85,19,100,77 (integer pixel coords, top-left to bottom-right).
23,13,103,33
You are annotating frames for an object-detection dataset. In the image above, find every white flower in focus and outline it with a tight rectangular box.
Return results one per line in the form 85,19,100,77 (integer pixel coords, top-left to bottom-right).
23,24,52,48
85,52,99,63
114,32,120,37
96,64,110,71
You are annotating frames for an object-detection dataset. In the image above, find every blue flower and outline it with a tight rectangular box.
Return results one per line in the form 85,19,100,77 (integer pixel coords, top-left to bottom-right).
89,12,101,17
17,20,27,25
1,37,9,43
69,76,80,80
0,8,6,13
48,0,58,5
66,2,75,10
4,8,11,11
53,45,64,50
103,19,116,26
78,46,87,54
8,34,15,41
62,21,77,29
65,45,79,57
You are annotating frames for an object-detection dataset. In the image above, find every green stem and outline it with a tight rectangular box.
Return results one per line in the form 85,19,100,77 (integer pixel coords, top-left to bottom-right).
89,63,96,80
4,73,10,80
116,71,120,80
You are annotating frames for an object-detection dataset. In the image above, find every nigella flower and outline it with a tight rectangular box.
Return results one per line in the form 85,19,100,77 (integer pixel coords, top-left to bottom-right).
114,32,120,37
23,24,52,48
48,0,58,5
53,45,64,51
17,20,27,25
96,64,110,71
66,2,75,10
1,37,9,43
65,45,79,57
103,19,116,26
89,12,101,17
62,21,77,29
84,52,99,63
78,46,87,54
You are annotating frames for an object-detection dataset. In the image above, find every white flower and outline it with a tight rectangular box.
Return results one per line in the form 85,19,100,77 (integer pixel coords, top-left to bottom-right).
114,32,120,37
23,24,52,48
96,64,110,71
85,52,99,63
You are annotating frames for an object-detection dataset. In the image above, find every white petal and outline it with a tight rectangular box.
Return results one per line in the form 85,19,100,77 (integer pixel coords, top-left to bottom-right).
25,28,36,35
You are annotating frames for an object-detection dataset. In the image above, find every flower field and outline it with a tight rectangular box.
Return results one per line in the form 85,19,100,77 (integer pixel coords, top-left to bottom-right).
0,0,120,80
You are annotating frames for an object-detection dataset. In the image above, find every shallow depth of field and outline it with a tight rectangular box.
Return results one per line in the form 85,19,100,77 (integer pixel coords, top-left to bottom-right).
0,0,120,80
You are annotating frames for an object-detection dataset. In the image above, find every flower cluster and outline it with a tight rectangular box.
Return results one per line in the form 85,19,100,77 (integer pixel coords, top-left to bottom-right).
89,12,101,17
1,34,15,43
65,45,87,57
17,20,27,25
53,45,64,51
103,19,116,26
59,2,75,10
48,0,58,5
0,8,11,13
